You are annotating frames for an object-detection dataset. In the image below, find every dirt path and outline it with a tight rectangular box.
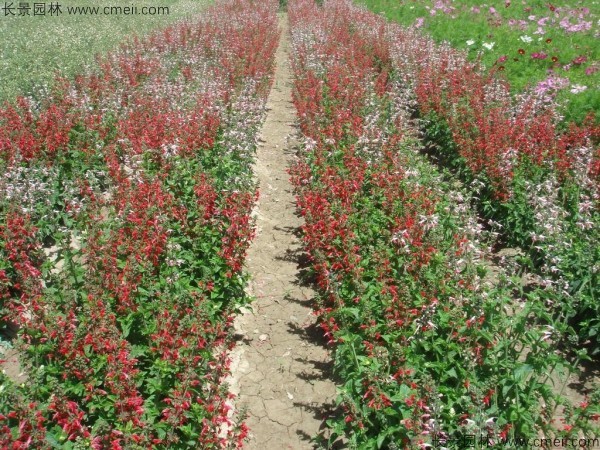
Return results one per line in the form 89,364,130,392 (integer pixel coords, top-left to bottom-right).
227,13,337,449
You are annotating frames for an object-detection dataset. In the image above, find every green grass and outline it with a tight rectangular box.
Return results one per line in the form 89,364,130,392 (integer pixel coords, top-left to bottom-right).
0,0,210,103
357,0,599,124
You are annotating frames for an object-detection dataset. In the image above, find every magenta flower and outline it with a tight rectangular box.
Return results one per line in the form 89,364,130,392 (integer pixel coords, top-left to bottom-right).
531,52,548,60
585,66,598,76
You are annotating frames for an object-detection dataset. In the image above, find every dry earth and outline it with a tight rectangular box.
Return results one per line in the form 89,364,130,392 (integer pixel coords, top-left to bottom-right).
226,13,338,450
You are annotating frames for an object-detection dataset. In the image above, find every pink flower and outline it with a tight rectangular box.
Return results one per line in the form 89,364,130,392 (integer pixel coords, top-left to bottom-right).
531,52,548,60
534,75,569,96
498,55,507,63
560,17,592,32
537,17,549,26
585,66,598,76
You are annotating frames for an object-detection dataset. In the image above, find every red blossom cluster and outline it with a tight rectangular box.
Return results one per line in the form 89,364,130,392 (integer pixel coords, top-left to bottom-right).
289,0,490,443
385,22,598,200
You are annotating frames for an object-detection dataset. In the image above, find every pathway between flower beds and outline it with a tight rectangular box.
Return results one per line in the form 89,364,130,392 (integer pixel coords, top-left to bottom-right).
228,13,337,449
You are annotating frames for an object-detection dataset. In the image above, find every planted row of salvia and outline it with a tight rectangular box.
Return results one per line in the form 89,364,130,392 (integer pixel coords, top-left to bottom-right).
0,0,279,447
288,0,598,448
396,11,599,358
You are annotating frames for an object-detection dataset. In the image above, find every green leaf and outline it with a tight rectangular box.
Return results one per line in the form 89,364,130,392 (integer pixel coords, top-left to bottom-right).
390,384,412,402
513,364,533,382
377,433,386,449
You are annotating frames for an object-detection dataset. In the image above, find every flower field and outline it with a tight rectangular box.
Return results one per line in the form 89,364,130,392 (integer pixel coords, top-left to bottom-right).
288,0,598,447
358,0,599,125
0,0,278,447
0,0,598,448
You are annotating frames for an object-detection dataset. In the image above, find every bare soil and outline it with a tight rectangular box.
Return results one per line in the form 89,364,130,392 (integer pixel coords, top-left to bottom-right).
226,13,338,450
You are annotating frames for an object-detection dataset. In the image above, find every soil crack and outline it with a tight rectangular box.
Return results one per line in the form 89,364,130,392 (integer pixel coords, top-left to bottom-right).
227,12,337,449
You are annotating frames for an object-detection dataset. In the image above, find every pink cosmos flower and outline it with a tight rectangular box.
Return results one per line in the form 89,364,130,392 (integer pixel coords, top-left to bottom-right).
585,66,598,76
534,75,569,96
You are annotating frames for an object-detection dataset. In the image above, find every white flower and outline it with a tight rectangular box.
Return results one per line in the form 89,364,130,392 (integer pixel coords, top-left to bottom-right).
465,418,476,427
466,39,475,46
520,35,533,43
570,84,588,94
482,42,495,50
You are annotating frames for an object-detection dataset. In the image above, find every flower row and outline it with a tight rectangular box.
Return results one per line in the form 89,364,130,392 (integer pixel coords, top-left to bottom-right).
0,0,278,448
378,3,599,356
288,0,598,447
